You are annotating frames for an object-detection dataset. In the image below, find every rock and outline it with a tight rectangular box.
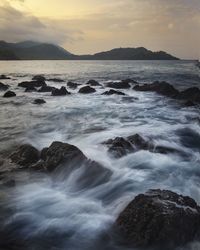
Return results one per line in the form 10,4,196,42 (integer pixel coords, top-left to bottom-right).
106,81,131,89
134,81,179,97
102,89,125,96
18,80,46,88
177,87,200,104
79,86,96,94
32,75,46,81
122,78,137,85
0,82,9,91
103,134,149,158
104,137,134,158
184,100,196,107
38,85,55,92
87,79,101,86
40,141,87,172
10,144,40,168
52,86,71,96
0,74,10,80
3,91,16,98
25,86,37,92
67,81,79,89
116,189,200,248
47,78,64,82
33,99,46,105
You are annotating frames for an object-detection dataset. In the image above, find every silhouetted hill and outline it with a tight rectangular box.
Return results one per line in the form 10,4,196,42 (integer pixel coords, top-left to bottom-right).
0,41,179,60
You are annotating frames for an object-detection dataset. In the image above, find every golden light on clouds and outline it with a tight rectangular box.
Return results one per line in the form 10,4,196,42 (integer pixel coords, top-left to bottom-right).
1,0,200,58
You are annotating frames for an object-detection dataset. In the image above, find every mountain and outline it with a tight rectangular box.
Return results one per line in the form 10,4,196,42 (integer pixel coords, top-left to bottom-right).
0,41,179,60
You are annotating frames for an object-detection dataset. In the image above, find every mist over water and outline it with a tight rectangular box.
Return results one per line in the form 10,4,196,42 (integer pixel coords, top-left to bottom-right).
0,60,200,250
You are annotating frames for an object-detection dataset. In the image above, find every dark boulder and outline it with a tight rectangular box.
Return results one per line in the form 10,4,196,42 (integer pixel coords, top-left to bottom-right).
67,81,79,89
18,80,46,88
38,85,55,92
134,81,179,97
106,81,131,89
116,189,200,248
103,134,149,158
79,86,96,94
102,89,125,96
47,78,64,82
3,91,16,98
87,79,101,86
52,86,71,96
10,144,40,168
25,86,37,92
40,141,87,172
177,87,200,103
184,100,196,107
0,74,10,80
32,75,46,81
33,99,46,105
0,82,9,91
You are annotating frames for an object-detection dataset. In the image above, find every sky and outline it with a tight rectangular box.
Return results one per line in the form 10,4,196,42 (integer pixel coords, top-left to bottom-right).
0,0,200,59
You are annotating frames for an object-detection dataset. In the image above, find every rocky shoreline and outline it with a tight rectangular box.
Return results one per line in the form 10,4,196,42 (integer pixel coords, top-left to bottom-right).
0,74,200,249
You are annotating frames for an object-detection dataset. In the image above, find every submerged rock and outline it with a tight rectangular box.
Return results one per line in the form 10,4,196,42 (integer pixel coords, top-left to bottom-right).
18,80,46,88
87,79,102,86
25,86,37,92
38,85,55,92
3,91,16,98
177,87,200,103
79,86,96,94
32,75,46,81
116,189,200,248
67,81,79,89
0,82,9,91
102,89,125,96
10,144,40,168
33,99,46,105
106,81,131,89
134,81,179,97
184,100,196,107
0,74,11,80
52,86,71,96
47,78,64,82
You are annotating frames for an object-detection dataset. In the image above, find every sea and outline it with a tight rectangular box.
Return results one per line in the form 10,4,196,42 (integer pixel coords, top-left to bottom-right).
0,60,200,250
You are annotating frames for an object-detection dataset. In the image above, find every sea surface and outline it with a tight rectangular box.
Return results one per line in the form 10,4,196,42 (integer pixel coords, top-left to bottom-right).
0,60,200,250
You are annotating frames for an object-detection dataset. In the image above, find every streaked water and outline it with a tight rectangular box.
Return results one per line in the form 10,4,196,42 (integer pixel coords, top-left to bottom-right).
0,60,200,250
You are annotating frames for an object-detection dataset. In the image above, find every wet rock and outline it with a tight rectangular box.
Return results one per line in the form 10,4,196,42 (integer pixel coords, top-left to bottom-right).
3,91,16,98
47,78,64,82
79,86,96,94
184,100,196,107
106,81,131,89
87,79,102,86
38,85,55,92
103,134,149,158
102,89,125,96
10,144,40,168
67,81,79,89
25,86,37,92
40,141,87,172
104,137,134,158
52,86,71,96
177,87,200,103
134,81,179,97
0,82,9,91
122,78,137,85
32,75,46,81
0,74,11,80
116,189,200,248
18,80,46,88
33,99,46,105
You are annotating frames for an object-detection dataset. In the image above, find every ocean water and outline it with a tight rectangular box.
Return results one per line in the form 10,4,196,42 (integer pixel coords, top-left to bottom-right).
0,60,200,250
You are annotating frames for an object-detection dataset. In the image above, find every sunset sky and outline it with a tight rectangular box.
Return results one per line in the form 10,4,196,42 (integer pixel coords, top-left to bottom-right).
1,0,200,58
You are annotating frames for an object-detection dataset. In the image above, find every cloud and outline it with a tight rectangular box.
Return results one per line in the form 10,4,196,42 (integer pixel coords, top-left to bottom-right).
0,2,83,45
